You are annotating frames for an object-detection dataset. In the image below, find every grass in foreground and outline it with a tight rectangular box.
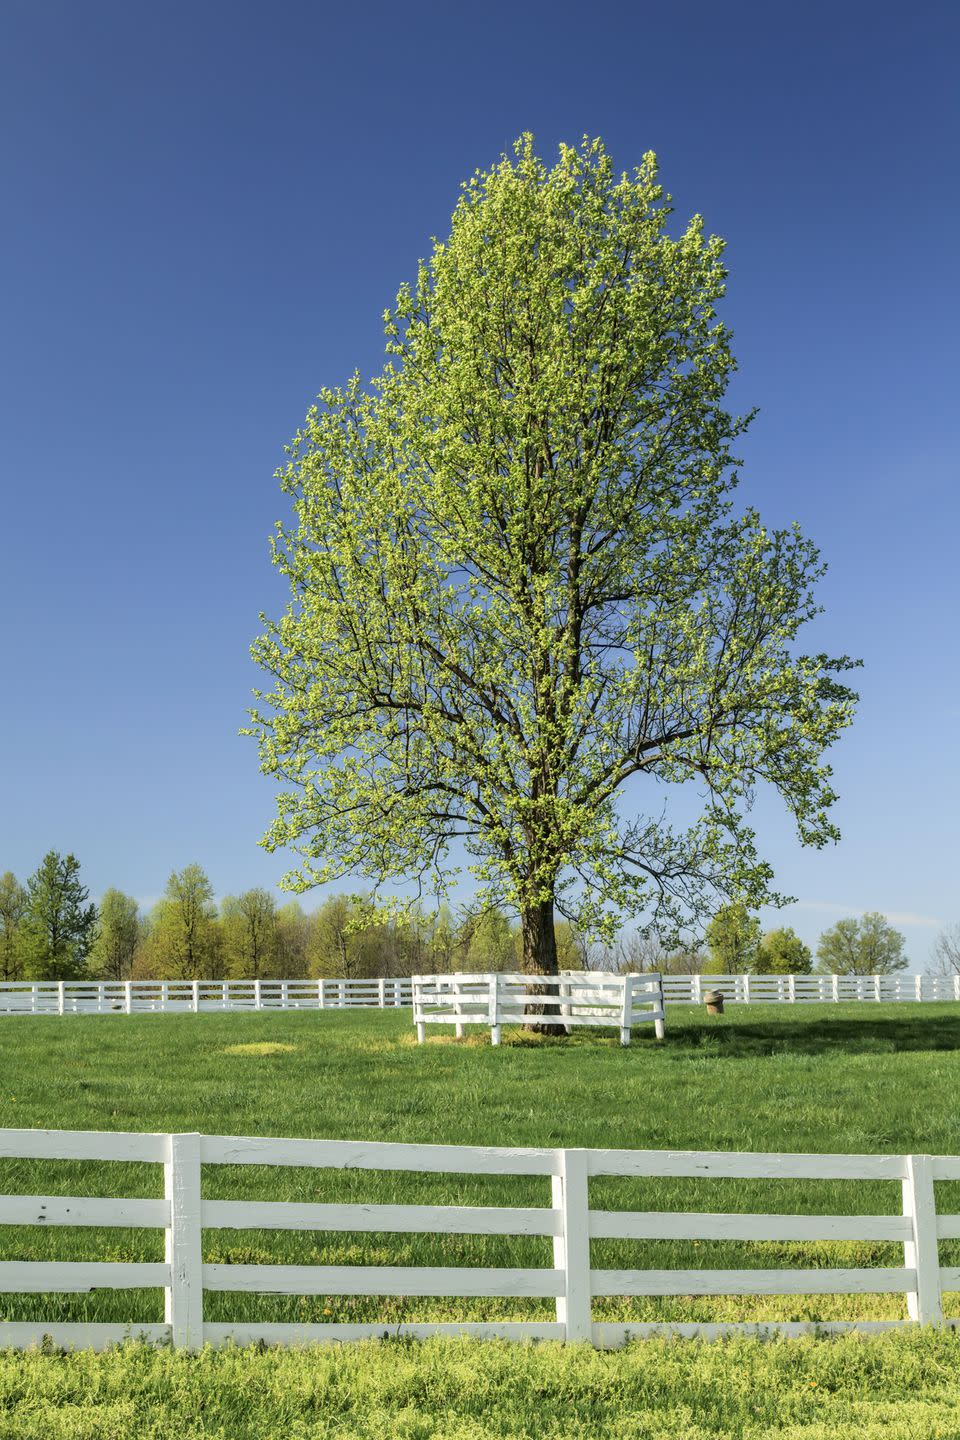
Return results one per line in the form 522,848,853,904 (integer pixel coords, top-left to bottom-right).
4,1332,960,1439
2,1004,960,1328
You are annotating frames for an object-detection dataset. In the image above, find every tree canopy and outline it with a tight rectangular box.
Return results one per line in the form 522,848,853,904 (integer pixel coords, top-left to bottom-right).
19,851,99,980
816,912,907,975
249,134,858,974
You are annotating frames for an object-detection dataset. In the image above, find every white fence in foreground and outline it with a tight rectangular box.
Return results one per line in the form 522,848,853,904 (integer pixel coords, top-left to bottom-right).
413,972,665,1045
0,1126,957,1349
0,971,957,1018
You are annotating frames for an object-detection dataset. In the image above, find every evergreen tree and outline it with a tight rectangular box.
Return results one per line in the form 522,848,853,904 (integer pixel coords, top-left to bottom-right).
20,851,98,979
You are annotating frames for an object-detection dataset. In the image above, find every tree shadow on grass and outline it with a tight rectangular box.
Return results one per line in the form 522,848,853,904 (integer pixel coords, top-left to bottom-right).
667,1012,960,1059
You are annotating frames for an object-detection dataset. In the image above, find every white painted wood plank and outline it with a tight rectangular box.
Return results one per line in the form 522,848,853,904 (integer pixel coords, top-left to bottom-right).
0,1261,169,1291
902,1153,942,1322
552,1148,592,1340
202,1199,559,1236
202,1321,564,1345
589,1210,910,1242
590,1266,911,1296
936,1217,960,1239
0,1129,167,1162
586,1149,906,1180
0,1196,169,1228
200,1135,557,1176
165,1132,204,1348
0,1322,171,1350
202,1263,563,1297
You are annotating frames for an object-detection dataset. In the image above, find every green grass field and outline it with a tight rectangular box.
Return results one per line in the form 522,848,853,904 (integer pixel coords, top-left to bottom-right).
3,1004,960,1436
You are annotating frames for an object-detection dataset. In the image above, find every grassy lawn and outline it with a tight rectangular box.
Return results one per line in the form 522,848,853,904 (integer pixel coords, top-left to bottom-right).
3,1005,960,1434
1,1003,960,1332
2,1330,960,1438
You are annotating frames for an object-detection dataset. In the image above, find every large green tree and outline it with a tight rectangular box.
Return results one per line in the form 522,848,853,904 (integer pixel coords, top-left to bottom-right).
703,901,762,974
250,135,858,975
147,865,221,979
20,851,99,980
759,926,813,974
816,913,907,975
89,888,143,980
221,888,278,978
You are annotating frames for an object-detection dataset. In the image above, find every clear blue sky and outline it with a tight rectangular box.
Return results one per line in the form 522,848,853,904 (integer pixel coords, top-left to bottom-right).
1,1,957,968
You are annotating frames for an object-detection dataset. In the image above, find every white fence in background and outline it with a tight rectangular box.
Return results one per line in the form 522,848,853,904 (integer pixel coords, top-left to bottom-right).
0,977,411,1015
0,971,957,1018
413,971,665,1045
0,1126,957,1350
660,972,960,1004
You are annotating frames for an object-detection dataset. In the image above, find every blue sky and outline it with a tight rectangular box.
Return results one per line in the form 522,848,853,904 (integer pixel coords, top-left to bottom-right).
1,1,957,969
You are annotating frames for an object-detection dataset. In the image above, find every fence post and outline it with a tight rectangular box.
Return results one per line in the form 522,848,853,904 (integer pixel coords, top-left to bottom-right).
832,974,840,1003
413,978,425,1044
915,974,923,1002
742,974,751,1005
164,1132,204,1348
902,1154,942,1323
489,973,501,1046
394,978,402,1008
57,981,65,1016
552,1149,593,1343
319,979,326,1010
191,980,199,1014
619,975,634,1046
125,980,133,1015
693,973,702,1006
788,974,796,1004
954,975,960,1003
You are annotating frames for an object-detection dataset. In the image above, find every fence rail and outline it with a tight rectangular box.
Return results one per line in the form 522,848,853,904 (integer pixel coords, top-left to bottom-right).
0,1126,957,1349
660,972,960,1004
0,977,411,1015
0,971,957,1018
413,971,666,1045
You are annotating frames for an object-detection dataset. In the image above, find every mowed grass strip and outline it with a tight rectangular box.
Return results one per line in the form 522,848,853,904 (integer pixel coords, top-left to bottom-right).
3,1332,960,1439
2,1004,960,1327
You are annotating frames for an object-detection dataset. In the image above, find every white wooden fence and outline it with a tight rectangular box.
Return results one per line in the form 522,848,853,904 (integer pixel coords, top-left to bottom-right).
0,972,957,1018
661,972,960,1004
0,1126,957,1349
413,972,666,1045
0,977,411,1015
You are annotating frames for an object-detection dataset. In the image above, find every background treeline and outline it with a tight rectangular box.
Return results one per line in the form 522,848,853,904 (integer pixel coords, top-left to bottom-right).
0,854,926,983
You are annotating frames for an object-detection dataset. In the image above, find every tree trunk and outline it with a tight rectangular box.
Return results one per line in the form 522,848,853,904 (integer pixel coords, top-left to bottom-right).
520,898,566,1035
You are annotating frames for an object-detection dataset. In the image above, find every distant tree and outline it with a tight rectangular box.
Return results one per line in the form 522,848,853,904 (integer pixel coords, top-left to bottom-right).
759,927,812,974
307,894,392,978
703,902,761,974
20,851,99,979
460,907,518,972
274,901,310,978
428,904,457,973
90,889,143,980
0,872,28,980
221,888,278,978
816,912,907,974
930,924,960,977
554,920,586,971
0,869,28,984
148,865,221,978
